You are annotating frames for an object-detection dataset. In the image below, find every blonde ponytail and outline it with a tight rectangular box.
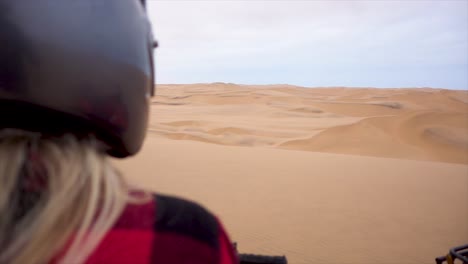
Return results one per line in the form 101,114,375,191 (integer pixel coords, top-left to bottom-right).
0,130,130,263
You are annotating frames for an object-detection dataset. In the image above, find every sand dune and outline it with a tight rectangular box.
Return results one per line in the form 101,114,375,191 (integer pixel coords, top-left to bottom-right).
116,137,468,264
150,84,468,164
114,83,468,264
281,111,468,163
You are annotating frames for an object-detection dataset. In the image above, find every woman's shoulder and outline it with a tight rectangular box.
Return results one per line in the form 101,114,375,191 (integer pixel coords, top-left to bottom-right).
113,192,221,246
150,194,238,263
86,192,236,264
153,194,220,248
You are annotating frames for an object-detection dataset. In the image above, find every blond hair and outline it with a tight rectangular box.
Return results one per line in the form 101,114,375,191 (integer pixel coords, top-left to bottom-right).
0,130,131,263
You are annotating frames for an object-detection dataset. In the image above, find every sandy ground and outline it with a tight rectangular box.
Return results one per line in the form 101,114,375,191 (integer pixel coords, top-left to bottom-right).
115,84,468,264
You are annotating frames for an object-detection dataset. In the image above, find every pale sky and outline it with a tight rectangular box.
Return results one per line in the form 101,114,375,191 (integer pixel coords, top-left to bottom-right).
147,0,468,89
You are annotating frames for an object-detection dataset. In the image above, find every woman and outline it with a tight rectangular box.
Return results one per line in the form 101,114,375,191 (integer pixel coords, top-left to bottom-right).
0,0,238,263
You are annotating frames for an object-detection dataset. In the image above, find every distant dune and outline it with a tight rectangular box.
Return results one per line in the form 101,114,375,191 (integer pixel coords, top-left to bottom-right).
115,84,468,264
149,83,468,164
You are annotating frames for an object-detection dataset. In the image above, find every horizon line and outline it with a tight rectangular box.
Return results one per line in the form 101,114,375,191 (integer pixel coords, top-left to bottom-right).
154,82,467,91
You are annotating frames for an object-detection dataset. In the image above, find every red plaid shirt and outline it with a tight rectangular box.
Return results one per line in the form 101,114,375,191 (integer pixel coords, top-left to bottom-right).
64,194,238,264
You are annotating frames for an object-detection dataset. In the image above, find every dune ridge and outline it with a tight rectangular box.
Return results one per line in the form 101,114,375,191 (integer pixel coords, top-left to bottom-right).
150,84,468,164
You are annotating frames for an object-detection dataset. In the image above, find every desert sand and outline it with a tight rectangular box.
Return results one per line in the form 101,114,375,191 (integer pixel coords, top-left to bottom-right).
115,84,468,264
